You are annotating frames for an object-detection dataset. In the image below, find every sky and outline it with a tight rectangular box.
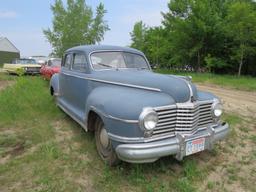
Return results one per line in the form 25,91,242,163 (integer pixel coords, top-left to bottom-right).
0,0,169,57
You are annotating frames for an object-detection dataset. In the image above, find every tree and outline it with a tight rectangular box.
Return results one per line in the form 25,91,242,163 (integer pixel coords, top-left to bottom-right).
225,1,256,76
162,0,228,71
129,0,256,76
130,22,169,67
143,27,169,67
43,0,109,56
130,21,148,51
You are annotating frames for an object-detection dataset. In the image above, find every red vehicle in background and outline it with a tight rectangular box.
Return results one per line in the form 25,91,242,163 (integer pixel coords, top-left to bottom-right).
40,58,61,80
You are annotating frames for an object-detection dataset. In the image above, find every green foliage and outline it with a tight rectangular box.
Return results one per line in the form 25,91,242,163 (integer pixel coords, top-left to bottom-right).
130,21,148,51
43,0,109,56
225,1,256,76
130,0,256,76
15,68,25,76
205,55,228,72
161,0,227,70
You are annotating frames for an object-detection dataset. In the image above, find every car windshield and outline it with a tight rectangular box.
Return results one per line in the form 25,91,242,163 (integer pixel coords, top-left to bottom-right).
91,52,150,70
48,59,61,67
12,59,37,64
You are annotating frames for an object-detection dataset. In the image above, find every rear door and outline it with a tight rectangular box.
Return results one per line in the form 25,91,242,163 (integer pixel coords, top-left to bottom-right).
59,53,73,109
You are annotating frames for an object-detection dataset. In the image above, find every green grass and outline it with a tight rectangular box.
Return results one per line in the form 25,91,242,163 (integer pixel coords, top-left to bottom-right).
0,74,254,192
0,71,16,81
155,69,256,91
0,74,210,192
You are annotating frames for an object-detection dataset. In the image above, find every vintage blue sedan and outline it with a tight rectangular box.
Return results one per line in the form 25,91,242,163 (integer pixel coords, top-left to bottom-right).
50,45,229,165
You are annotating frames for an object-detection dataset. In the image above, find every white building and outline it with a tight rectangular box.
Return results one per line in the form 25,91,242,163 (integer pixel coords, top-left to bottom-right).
0,37,20,65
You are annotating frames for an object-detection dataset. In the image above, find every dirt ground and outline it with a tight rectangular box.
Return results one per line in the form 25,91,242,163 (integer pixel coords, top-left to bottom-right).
197,83,256,192
197,84,256,119
0,81,14,91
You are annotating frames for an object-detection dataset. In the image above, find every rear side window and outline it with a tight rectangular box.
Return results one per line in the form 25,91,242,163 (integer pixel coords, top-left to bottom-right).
72,53,86,72
63,54,72,68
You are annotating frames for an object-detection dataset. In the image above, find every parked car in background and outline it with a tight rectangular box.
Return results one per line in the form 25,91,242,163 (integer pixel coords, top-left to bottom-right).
29,56,48,65
50,45,229,166
3,58,41,75
40,58,61,80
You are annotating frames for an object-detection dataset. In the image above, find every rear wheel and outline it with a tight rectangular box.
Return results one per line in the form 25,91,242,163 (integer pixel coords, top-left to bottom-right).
50,86,54,96
50,87,57,105
95,117,119,166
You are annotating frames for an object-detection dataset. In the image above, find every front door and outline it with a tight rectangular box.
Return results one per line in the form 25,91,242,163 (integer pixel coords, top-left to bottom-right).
65,52,89,122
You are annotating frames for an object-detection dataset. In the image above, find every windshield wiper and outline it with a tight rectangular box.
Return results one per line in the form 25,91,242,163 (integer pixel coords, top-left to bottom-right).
97,63,113,68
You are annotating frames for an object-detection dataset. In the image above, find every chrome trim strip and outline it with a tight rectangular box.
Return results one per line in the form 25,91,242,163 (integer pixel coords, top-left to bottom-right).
89,78,161,92
187,82,194,100
153,100,213,110
90,106,138,124
108,126,212,143
171,75,194,102
108,133,145,143
108,115,138,123
61,71,161,92
53,93,59,96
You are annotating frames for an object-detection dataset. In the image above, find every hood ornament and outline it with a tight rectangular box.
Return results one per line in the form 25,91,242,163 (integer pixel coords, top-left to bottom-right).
191,96,196,102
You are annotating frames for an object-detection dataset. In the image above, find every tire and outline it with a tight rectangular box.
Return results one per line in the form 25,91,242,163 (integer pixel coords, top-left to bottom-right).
50,87,57,105
95,117,119,166
50,87,54,96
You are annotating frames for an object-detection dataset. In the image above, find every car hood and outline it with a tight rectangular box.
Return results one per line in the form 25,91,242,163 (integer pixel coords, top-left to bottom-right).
91,70,197,103
3,64,41,68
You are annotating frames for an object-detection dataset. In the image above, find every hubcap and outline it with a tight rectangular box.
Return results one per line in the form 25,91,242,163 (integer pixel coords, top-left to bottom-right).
99,128,109,149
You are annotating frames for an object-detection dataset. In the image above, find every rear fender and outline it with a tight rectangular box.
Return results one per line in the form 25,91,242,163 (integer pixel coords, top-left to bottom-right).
50,73,59,96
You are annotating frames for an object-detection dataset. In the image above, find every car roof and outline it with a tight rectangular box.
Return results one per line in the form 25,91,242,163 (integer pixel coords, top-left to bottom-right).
66,45,144,55
15,58,35,60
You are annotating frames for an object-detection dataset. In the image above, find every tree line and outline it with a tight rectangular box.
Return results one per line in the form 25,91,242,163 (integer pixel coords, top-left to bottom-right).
44,0,256,76
130,0,256,76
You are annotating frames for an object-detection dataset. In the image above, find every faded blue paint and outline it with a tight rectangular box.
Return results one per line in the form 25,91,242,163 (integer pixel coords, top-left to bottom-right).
50,45,220,147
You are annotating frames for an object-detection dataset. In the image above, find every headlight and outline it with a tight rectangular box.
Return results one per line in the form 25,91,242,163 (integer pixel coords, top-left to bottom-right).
212,100,223,118
139,108,158,131
24,67,28,71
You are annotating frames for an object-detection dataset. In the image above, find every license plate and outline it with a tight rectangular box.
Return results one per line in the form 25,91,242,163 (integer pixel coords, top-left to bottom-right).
186,138,205,156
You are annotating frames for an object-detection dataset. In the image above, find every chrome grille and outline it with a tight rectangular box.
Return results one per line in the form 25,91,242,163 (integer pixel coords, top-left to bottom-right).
153,101,213,137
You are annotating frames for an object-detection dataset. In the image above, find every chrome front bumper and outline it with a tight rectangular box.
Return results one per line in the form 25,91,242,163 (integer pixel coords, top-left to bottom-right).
115,122,229,163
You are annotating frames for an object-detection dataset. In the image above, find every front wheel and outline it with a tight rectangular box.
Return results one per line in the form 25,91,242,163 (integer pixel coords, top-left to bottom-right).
95,117,119,166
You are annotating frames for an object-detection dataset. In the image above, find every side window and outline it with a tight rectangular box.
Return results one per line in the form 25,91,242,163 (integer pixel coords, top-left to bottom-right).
72,53,86,72
63,54,72,68
48,60,52,66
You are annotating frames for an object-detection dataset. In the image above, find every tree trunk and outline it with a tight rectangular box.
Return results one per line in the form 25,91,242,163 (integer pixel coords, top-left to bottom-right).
197,50,201,72
238,49,244,77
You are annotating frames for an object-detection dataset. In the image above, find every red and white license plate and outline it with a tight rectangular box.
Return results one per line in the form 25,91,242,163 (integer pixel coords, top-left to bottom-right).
186,138,205,156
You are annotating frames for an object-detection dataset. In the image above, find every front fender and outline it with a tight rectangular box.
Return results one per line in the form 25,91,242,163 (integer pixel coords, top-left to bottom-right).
197,90,219,101
85,86,175,138
50,73,59,95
